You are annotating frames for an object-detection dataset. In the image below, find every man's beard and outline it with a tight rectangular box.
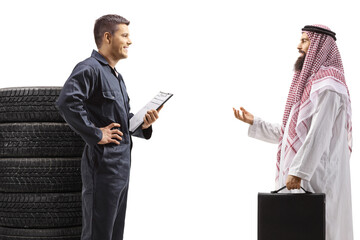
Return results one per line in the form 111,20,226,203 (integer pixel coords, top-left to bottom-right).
294,52,306,72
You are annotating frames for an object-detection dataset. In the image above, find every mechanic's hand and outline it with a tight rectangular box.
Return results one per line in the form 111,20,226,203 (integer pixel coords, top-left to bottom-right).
233,107,254,125
98,123,123,145
142,105,163,129
286,175,302,190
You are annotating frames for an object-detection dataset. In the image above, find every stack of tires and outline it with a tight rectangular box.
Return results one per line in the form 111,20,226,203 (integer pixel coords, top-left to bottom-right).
0,87,84,240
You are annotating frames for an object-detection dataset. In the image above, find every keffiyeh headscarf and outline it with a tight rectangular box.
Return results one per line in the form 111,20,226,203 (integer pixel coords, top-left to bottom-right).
276,24,352,182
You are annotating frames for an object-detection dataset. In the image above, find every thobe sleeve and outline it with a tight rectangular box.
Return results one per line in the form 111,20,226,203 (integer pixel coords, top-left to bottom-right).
56,64,103,146
248,116,282,144
288,90,342,181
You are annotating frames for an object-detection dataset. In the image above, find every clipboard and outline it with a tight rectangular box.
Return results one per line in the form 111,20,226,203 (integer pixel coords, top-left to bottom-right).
129,91,173,132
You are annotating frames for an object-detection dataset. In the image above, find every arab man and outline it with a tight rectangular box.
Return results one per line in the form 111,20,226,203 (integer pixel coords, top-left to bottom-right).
233,25,353,240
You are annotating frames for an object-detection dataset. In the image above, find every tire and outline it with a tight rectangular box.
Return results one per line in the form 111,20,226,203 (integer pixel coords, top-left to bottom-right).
0,192,81,228
0,226,81,240
0,87,64,123
0,123,84,157
0,158,82,193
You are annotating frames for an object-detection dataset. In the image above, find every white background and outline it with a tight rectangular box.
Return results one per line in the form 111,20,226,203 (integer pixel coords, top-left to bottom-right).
1,0,359,239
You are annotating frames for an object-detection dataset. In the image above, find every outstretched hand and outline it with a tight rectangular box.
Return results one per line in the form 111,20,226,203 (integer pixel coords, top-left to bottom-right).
233,107,254,125
98,123,123,145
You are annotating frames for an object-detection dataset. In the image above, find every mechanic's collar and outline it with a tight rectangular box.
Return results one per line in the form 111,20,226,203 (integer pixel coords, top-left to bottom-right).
91,50,109,65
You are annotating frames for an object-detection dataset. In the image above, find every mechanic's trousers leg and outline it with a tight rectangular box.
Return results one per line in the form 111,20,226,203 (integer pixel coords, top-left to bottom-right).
81,146,96,240
91,176,129,240
111,184,129,240
81,161,129,238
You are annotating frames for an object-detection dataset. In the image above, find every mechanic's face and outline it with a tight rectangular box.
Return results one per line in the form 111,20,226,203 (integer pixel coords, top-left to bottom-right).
109,24,132,60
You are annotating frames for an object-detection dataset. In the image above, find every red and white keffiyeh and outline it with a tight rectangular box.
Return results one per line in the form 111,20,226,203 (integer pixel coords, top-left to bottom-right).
276,24,352,182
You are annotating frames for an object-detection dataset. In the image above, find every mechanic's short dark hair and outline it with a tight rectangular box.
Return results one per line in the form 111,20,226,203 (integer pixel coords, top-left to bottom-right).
94,14,130,48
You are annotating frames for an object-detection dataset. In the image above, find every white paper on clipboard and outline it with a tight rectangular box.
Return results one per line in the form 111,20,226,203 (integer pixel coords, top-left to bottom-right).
129,91,173,132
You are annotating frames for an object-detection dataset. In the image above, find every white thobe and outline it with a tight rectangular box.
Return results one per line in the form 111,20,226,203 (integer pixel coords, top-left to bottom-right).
248,90,353,240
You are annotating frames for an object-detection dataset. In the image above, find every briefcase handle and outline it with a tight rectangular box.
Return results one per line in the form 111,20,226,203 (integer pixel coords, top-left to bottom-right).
271,186,313,194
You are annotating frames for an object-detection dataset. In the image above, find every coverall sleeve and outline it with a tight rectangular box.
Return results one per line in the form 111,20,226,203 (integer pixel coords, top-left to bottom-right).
248,116,282,144
288,90,342,181
129,112,152,140
56,64,103,146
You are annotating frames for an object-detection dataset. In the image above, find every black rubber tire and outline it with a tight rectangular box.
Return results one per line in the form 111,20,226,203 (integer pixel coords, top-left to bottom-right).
0,192,82,228
0,226,81,240
0,158,82,193
0,87,65,123
0,123,84,158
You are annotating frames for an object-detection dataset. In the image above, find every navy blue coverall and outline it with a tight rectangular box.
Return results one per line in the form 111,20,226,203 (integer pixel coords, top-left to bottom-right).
56,50,152,240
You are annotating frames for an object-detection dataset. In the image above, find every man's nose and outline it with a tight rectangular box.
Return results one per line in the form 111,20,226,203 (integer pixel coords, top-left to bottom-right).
297,43,302,50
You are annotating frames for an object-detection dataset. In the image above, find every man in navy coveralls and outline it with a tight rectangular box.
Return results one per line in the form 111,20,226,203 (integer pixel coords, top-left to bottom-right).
56,14,162,240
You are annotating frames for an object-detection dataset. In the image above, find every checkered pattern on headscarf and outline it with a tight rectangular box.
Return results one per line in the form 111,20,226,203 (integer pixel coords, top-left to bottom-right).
276,24,352,182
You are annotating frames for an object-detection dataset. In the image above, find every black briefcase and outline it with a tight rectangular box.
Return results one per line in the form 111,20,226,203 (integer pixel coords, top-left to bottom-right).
258,186,325,240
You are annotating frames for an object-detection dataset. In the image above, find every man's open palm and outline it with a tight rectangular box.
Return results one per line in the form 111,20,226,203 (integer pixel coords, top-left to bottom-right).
233,107,254,125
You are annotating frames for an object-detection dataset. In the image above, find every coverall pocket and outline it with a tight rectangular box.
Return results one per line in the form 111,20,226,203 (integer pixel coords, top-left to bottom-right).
101,91,121,100
100,144,129,177
101,91,121,120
